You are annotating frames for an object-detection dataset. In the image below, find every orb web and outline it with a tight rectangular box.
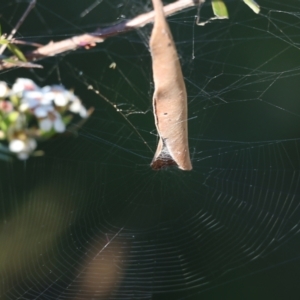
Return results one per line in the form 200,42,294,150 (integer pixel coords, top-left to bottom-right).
0,0,300,299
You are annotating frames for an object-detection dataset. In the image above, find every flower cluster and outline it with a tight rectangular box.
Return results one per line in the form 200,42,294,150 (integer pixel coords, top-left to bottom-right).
0,78,88,160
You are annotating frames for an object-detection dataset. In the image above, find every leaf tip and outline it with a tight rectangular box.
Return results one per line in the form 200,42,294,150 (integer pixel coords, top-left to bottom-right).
243,0,260,14
212,0,229,19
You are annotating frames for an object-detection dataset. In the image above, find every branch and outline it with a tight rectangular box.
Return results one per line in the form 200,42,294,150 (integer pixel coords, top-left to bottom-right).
0,0,203,70
0,0,36,56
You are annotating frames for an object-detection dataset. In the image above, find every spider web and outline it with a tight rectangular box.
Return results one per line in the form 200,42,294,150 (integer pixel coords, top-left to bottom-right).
1,0,300,299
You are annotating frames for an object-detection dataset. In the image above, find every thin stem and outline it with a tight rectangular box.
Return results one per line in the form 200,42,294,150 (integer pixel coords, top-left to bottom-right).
0,0,204,70
0,0,36,56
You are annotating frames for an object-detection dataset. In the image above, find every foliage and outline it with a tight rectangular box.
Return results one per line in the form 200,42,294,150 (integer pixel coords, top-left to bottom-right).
0,79,88,160
211,0,260,19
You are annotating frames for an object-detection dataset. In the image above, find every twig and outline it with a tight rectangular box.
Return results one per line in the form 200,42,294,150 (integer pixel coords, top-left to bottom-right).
126,0,202,28
0,0,204,69
11,39,44,48
0,0,36,56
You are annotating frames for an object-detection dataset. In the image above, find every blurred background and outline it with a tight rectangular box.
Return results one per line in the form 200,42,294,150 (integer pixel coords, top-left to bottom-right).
1,0,300,299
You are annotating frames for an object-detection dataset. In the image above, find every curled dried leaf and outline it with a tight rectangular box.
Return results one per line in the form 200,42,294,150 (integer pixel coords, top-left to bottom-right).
150,0,192,171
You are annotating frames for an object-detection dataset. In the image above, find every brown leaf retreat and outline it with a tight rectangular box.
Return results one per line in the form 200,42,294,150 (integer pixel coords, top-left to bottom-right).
150,0,192,170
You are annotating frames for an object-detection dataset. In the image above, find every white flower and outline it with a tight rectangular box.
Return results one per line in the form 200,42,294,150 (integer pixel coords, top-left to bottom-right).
12,78,38,95
41,86,51,93
41,85,72,107
23,89,55,107
34,105,54,118
9,138,37,154
21,88,55,113
53,87,75,107
50,85,68,106
22,90,43,108
39,111,66,133
9,139,26,153
53,118,66,132
9,138,37,159
51,85,65,93
54,93,69,107
26,138,37,151
0,79,90,161
0,82,9,98
79,106,87,118
69,99,88,118
39,118,52,131
19,102,30,112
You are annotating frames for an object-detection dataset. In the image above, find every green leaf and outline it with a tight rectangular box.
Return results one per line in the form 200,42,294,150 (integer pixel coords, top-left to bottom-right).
0,120,8,131
9,94,19,106
211,0,229,19
0,24,2,37
243,0,260,14
40,128,56,139
0,130,5,140
62,114,73,126
7,111,19,123
6,43,27,62
0,40,8,45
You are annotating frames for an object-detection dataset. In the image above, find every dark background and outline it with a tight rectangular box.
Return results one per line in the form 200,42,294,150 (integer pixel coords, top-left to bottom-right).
1,0,300,299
